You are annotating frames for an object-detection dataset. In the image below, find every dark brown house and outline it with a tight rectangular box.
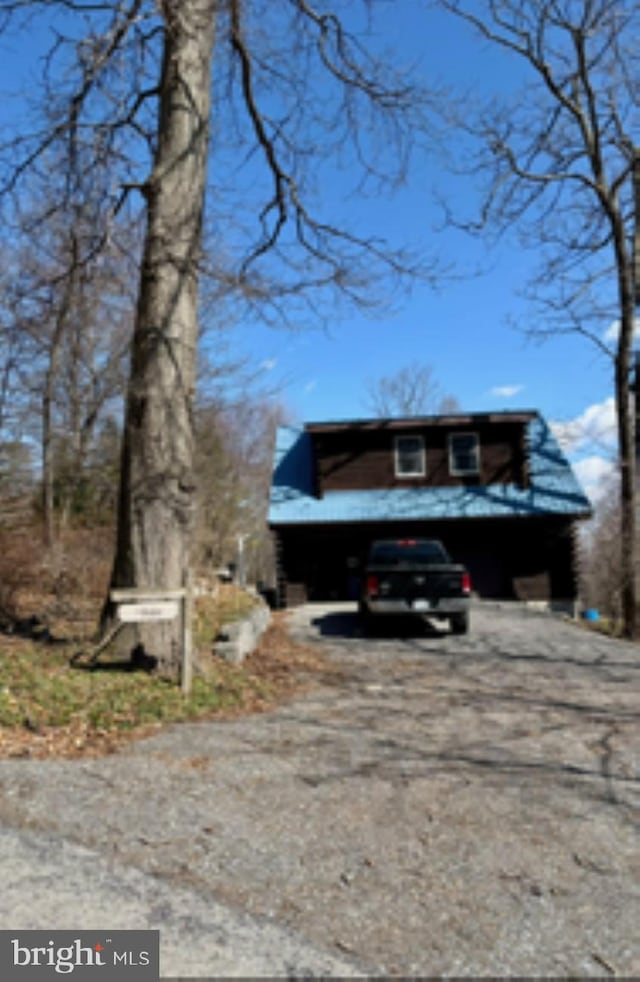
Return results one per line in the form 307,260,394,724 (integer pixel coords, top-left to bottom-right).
268,411,592,608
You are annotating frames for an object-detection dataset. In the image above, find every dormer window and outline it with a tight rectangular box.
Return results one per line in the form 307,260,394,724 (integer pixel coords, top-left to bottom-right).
449,432,480,476
394,435,425,477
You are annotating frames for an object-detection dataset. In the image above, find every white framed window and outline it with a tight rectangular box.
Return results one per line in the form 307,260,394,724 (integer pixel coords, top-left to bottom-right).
449,432,480,476
394,435,425,477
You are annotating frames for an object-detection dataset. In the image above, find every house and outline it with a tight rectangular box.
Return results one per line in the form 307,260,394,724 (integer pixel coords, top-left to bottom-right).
268,411,592,609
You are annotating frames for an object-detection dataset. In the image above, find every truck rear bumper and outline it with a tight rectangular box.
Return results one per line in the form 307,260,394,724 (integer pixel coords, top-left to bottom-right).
365,597,470,616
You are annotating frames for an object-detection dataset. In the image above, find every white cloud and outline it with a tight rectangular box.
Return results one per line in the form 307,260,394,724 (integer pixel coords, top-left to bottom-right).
553,398,619,506
603,318,640,344
260,358,277,372
551,397,616,454
490,384,524,399
573,455,616,505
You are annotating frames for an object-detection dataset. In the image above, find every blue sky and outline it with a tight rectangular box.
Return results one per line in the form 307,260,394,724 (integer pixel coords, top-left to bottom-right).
239,254,618,505
219,2,623,508
0,2,623,506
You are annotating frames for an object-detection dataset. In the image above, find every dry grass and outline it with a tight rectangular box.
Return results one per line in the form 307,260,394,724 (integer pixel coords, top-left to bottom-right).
0,612,334,761
0,526,336,761
0,526,113,637
242,612,342,693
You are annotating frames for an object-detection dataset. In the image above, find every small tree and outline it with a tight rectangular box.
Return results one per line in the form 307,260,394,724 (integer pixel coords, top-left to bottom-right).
193,395,285,582
580,482,623,626
366,363,460,417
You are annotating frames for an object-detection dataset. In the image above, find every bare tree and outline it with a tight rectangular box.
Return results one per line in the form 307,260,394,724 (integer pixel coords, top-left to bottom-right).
366,363,460,417
193,394,286,582
0,439,34,530
6,187,135,542
437,0,640,637
0,1,435,675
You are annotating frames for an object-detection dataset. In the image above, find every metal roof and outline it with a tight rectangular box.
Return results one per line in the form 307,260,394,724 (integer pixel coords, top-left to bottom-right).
268,414,592,526
305,410,538,432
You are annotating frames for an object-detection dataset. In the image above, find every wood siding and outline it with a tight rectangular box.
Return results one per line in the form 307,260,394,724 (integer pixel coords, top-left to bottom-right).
312,421,528,495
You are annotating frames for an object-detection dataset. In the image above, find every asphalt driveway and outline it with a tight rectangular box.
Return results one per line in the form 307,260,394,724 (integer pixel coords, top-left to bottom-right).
0,602,638,977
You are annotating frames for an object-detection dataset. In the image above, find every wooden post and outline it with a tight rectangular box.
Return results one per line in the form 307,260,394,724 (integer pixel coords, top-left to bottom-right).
181,568,193,696
635,354,640,612
634,149,640,616
109,586,192,692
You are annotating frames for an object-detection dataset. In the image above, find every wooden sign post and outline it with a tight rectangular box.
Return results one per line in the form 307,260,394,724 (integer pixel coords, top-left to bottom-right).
110,579,193,695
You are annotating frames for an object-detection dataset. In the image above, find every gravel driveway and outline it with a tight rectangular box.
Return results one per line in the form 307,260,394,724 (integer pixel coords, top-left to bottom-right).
0,602,639,977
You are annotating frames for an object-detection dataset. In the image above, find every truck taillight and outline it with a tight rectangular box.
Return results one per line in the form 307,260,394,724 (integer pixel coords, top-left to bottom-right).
462,572,471,594
367,574,379,596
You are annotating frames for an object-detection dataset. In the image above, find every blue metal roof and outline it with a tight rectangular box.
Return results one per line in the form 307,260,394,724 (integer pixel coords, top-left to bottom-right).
268,415,592,526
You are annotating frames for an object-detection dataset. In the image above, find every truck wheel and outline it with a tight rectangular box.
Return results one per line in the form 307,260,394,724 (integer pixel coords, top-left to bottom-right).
361,616,376,637
358,604,375,636
450,613,469,635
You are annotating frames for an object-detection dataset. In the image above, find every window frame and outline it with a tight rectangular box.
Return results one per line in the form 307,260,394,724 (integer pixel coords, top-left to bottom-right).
448,432,481,477
394,434,426,478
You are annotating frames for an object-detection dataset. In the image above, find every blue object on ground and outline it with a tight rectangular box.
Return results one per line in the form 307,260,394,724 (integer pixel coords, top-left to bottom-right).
583,609,600,621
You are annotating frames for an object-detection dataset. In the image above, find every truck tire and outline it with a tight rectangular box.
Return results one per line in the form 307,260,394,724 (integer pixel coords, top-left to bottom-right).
358,602,375,636
362,617,375,637
450,613,469,635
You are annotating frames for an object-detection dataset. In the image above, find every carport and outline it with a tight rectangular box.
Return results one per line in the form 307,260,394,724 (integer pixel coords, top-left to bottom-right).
272,514,577,605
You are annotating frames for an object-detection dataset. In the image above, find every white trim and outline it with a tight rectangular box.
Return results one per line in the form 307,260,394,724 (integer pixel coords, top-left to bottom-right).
448,432,480,476
394,434,426,477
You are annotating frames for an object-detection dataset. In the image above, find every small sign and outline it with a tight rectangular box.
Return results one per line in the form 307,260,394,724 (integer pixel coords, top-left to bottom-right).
117,601,179,623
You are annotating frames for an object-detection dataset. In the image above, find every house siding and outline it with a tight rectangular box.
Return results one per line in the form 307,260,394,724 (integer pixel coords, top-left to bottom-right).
312,420,528,494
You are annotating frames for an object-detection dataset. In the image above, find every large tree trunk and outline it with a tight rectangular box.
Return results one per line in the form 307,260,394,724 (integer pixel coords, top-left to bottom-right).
106,1,216,677
616,317,637,639
611,205,637,639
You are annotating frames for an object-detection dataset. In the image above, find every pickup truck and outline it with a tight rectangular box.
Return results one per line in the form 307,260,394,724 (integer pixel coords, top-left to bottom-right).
359,538,471,634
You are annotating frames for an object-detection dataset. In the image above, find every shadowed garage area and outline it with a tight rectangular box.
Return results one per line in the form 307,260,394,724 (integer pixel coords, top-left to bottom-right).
273,516,577,604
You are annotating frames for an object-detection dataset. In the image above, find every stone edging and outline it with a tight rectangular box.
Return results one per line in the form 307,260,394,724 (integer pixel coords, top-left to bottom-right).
214,601,271,664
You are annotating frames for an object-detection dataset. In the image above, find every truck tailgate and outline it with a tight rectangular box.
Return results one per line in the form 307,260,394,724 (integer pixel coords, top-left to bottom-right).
368,564,467,600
